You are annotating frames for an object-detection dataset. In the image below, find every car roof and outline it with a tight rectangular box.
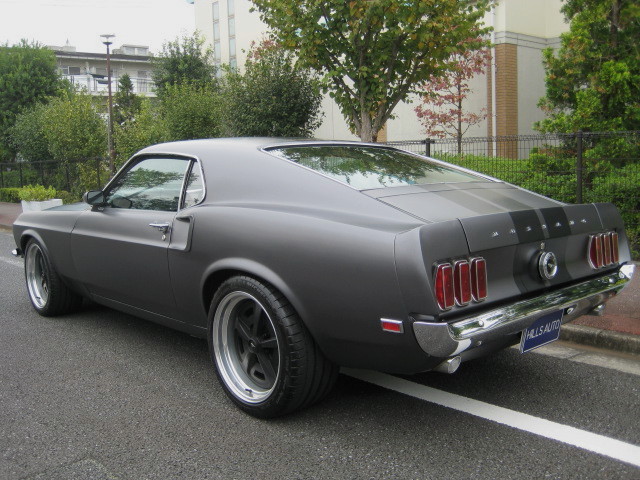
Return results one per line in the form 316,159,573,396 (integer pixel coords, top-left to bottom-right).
136,137,385,158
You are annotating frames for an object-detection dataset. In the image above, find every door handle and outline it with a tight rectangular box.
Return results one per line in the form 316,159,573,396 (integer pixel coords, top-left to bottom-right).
149,222,171,234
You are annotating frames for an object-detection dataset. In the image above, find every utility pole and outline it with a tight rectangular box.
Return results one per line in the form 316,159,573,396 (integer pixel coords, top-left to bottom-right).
101,34,116,175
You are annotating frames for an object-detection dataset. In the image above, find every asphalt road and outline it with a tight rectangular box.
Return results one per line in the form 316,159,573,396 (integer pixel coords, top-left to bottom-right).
1,231,639,480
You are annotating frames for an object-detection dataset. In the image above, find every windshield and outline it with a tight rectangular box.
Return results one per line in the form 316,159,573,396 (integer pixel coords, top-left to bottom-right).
268,145,483,190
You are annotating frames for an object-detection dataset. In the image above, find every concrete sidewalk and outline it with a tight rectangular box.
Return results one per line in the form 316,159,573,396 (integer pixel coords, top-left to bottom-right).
1,201,638,355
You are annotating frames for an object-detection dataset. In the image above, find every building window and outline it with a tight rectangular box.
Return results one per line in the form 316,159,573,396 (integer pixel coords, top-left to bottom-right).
212,1,221,67
228,0,236,69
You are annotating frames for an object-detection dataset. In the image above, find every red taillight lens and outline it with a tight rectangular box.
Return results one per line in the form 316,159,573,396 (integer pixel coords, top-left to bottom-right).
588,231,619,269
588,234,603,268
453,260,471,306
470,257,487,302
603,233,612,266
435,263,454,310
610,232,619,263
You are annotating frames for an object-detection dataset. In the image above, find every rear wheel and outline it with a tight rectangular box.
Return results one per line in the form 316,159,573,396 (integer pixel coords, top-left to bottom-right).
209,276,337,418
24,238,82,316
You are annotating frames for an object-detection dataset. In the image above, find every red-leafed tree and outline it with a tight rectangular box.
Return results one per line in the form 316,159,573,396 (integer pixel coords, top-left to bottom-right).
415,49,491,153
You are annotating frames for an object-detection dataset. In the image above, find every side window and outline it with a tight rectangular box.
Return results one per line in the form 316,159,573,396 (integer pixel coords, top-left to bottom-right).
105,157,189,212
182,162,205,209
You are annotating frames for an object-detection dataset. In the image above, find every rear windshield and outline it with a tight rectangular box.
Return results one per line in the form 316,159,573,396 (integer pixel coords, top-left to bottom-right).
268,145,483,190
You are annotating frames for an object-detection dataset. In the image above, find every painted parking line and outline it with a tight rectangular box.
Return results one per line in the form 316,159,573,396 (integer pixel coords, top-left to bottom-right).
343,368,640,468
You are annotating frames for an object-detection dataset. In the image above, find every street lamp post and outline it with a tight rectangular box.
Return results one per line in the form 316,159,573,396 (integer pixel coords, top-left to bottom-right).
101,34,116,175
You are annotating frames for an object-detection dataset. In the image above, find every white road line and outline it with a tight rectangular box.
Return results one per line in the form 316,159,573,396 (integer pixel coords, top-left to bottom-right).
0,257,22,268
343,368,640,468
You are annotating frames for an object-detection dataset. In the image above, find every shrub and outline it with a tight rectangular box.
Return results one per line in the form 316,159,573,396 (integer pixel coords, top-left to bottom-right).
18,184,57,201
0,187,21,203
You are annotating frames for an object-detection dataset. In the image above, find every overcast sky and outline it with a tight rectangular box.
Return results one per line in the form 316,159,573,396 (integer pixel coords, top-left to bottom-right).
0,0,195,54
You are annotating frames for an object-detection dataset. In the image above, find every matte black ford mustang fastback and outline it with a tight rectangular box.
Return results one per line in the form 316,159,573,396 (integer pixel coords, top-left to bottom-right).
12,138,635,417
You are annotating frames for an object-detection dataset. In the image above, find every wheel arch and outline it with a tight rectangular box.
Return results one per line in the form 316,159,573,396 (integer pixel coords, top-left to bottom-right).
200,258,308,324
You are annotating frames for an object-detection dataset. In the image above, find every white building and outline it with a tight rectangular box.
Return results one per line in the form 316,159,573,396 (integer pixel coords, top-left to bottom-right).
191,0,569,151
49,42,156,96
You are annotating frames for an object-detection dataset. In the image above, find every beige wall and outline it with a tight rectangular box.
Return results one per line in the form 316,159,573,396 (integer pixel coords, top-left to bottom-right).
193,0,569,142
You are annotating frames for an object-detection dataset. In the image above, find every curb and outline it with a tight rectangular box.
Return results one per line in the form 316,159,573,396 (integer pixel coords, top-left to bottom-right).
561,324,640,356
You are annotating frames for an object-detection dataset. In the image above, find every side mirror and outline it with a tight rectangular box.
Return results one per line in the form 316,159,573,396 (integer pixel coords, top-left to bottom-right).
83,190,105,206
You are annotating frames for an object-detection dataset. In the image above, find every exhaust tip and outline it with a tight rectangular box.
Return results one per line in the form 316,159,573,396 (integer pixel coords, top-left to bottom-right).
433,356,461,374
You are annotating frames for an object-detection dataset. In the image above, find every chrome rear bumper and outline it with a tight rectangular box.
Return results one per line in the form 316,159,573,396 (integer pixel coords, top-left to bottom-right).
413,264,635,358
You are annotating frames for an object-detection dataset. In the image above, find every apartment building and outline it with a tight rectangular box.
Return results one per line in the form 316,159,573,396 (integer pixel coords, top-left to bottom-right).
191,0,569,145
49,42,156,96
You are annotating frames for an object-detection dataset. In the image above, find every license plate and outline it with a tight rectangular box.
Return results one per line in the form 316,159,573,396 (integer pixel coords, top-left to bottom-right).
520,310,564,353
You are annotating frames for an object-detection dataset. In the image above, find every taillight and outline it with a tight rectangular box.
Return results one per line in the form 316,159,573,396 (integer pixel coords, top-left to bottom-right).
435,264,454,310
588,231,619,269
470,257,487,302
453,260,471,306
610,232,619,263
435,257,487,311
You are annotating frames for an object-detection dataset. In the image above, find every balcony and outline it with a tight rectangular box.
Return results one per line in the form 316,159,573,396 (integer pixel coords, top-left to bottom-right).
62,74,156,96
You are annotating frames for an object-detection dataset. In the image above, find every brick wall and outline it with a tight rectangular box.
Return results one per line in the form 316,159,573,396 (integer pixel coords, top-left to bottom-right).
495,43,518,158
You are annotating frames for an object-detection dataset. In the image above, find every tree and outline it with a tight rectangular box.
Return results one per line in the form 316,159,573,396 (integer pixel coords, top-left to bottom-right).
113,73,142,125
222,40,323,137
161,83,222,141
415,49,490,153
536,0,640,133
0,40,65,158
251,0,492,142
114,99,168,168
11,102,52,162
152,33,216,97
41,92,107,162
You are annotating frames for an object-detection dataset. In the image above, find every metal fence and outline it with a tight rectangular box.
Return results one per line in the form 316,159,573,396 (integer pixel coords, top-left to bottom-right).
386,131,640,255
0,158,109,194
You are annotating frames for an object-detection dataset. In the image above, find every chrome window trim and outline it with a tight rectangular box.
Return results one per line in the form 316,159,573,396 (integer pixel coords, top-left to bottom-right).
101,152,207,212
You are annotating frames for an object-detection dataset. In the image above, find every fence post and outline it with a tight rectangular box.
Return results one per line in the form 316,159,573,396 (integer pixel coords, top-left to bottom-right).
0,165,4,188
425,138,433,157
19,162,23,187
576,130,583,203
96,158,101,189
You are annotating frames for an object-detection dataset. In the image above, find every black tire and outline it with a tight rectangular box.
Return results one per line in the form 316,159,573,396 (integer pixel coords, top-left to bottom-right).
208,276,338,418
24,238,82,316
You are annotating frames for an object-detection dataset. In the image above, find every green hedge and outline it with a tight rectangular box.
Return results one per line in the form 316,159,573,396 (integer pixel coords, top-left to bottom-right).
0,188,21,203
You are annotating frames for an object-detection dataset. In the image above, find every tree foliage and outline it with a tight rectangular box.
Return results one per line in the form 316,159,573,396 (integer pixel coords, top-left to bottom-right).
0,40,65,157
11,92,107,163
536,0,640,133
152,33,216,97
11,102,52,162
251,0,492,142
42,92,107,162
222,40,323,137
114,73,142,125
114,99,168,168
415,49,490,152
161,83,222,141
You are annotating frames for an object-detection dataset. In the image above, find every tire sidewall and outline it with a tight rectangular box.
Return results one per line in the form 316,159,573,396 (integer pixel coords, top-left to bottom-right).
24,239,52,315
208,276,293,418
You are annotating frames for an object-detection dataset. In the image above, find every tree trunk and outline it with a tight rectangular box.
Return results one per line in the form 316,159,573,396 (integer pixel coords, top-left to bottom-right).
358,112,377,142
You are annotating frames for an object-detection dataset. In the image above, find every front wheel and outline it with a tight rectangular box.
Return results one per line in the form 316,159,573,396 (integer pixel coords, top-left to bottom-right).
209,276,337,418
24,238,82,316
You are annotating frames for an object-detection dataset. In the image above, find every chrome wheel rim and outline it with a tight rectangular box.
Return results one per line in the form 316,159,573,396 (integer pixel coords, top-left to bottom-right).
213,291,280,404
25,243,49,309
